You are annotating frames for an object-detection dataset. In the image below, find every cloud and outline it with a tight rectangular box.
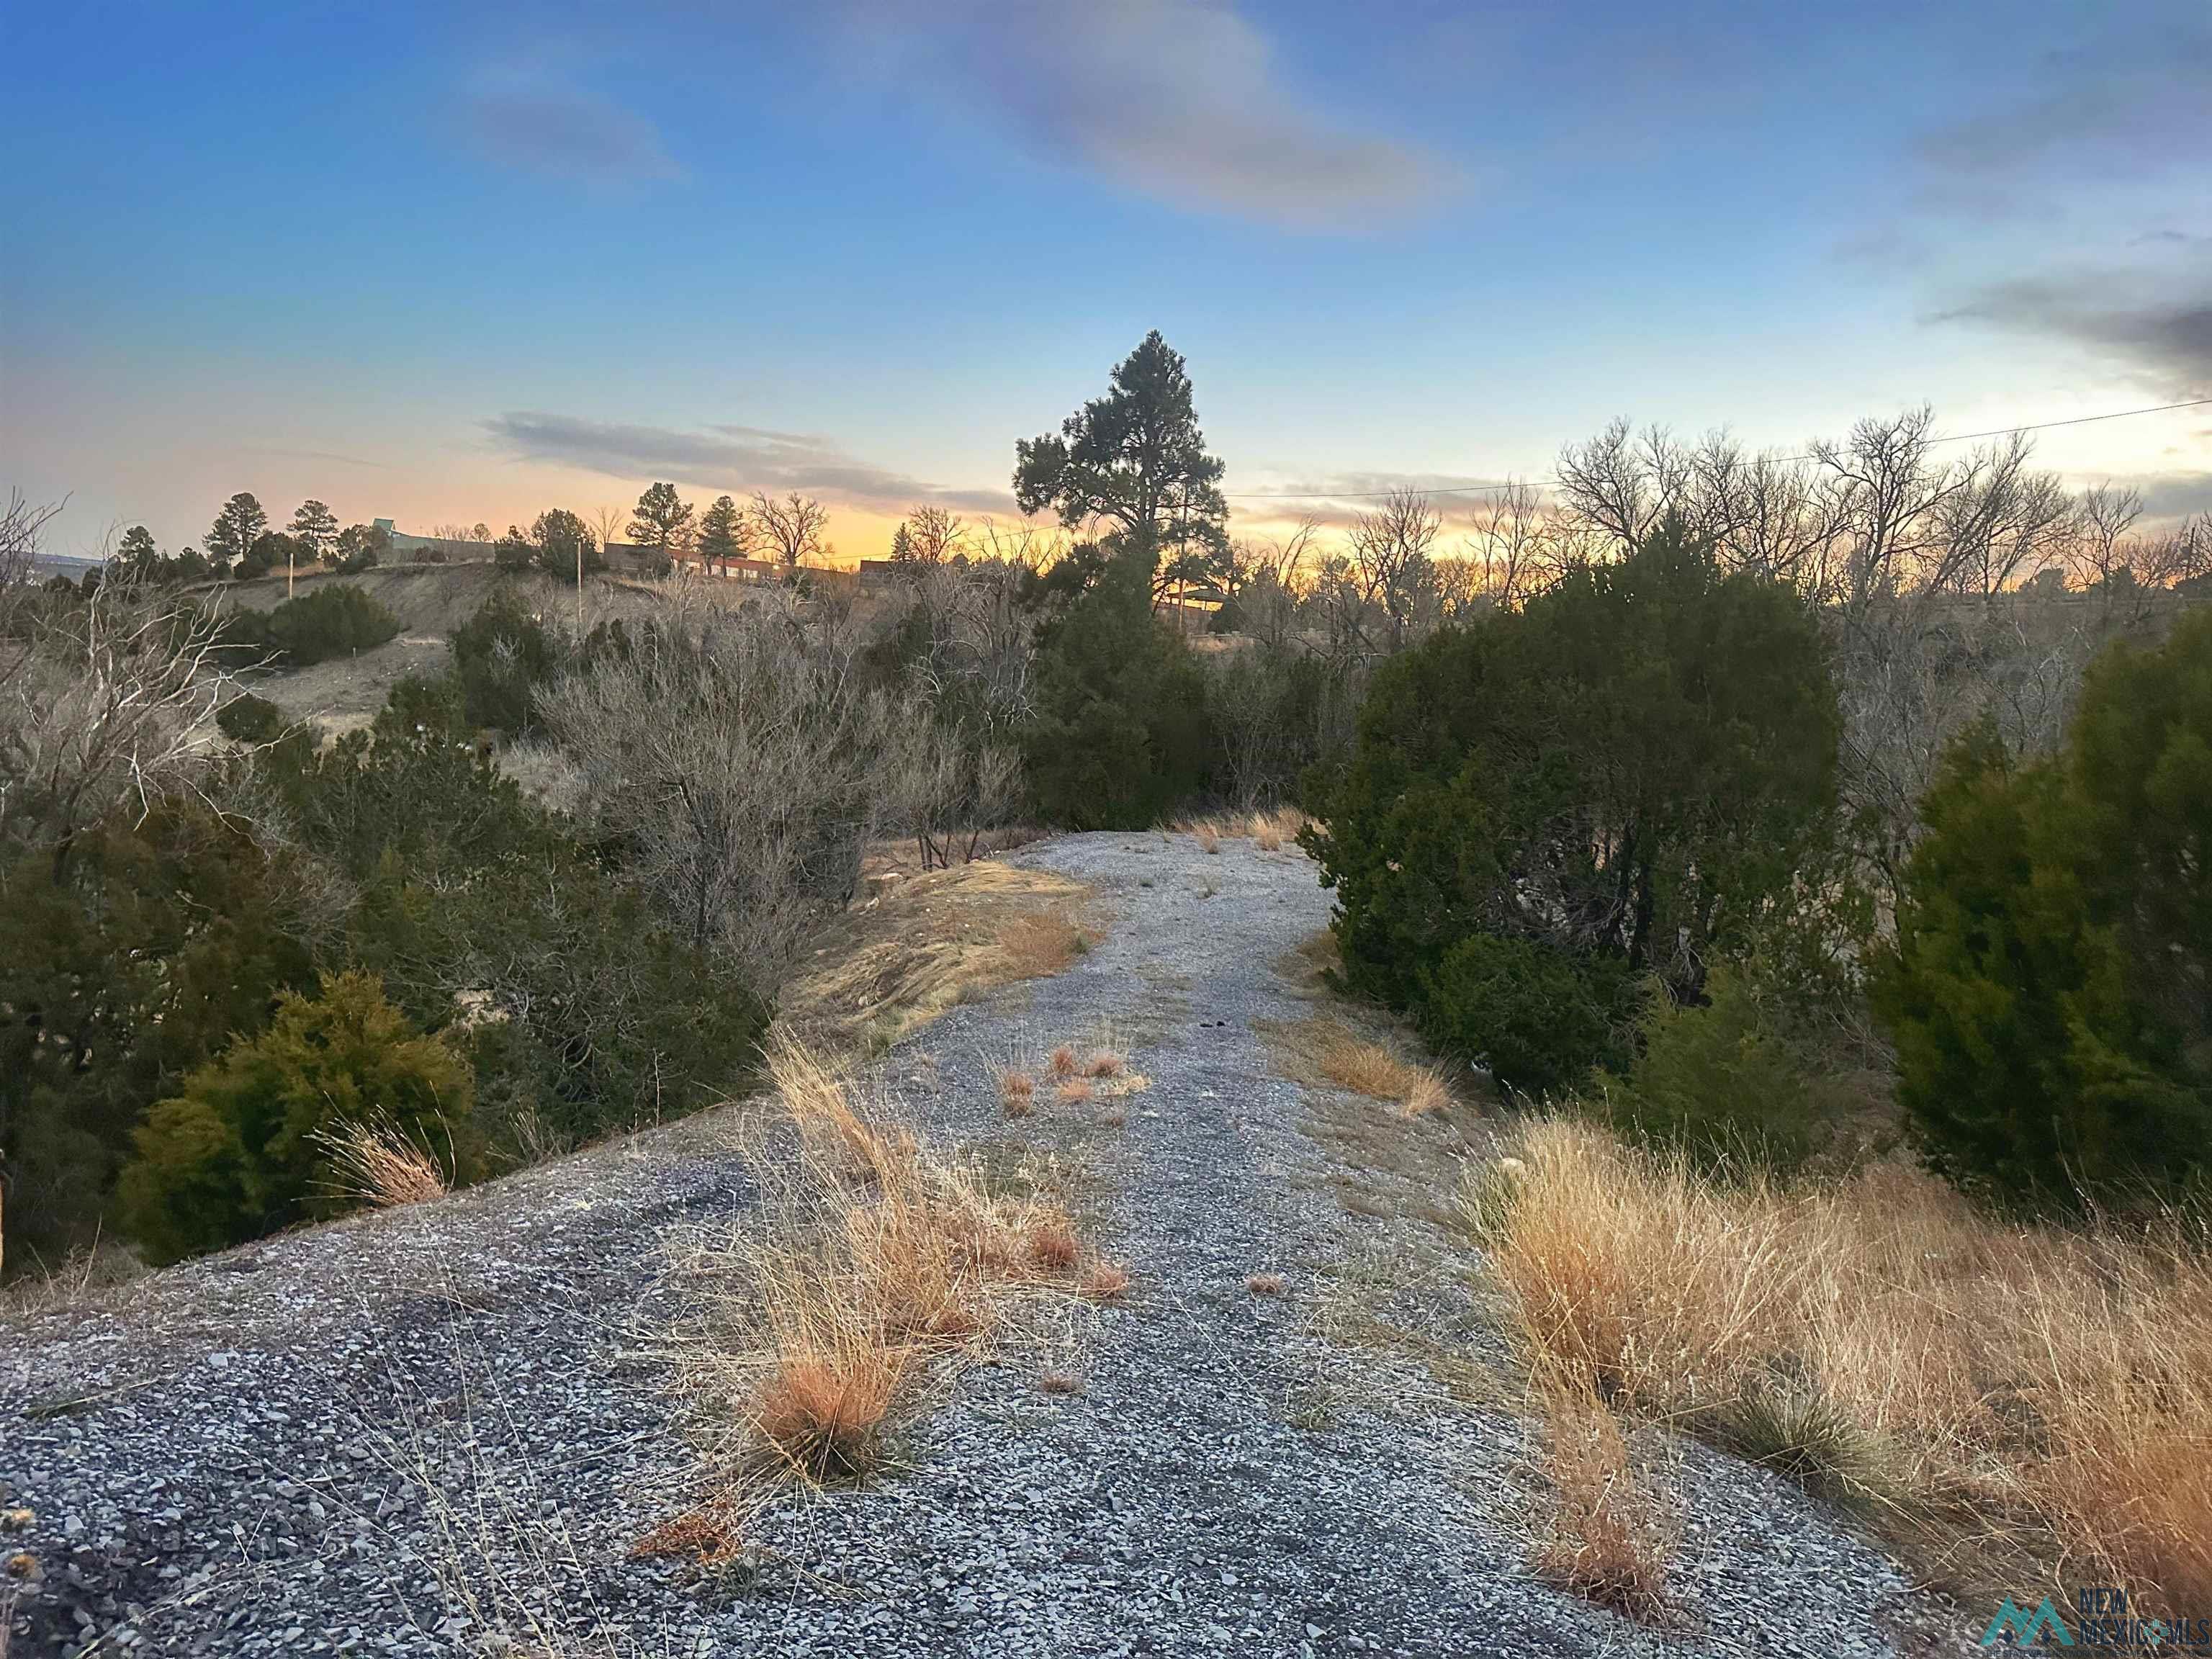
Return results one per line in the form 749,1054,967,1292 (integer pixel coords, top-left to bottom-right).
2124,471,2212,521
480,412,1017,514
1915,18,2211,186
832,0,1448,230
463,68,676,185
1933,275,2212,396
1223,468,1529,530
239,445,391,470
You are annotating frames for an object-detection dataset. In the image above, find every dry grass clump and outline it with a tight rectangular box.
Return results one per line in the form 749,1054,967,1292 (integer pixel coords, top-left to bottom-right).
628,1502,747,1568
1401,1069,1451,1118
310,1119,450,1210
751,1348,906,1480
1472,1116,2212,1612
997,1069,1036,1118
679,1026,1110,1500
1048,1043,1079,1079
1038,1370,1083,1395
997,912,1092,981
1028,1220,1082,1273
780,860,1092,1054
1084,1048,1126,1079
1170,807,1311,852
1056,1077,1094,1105
0,1241,145,1318
1245,1272,1287,1297
1533,1376,1677,1623
1080,1262,1131,1302
1264,1015,1457,1120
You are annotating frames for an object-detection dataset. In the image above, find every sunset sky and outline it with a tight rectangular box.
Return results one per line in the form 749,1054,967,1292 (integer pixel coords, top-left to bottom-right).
5,0,2208,562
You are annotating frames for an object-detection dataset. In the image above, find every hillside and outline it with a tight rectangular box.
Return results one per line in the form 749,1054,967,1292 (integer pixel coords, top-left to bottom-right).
207,562,693,732
0,830,1973,1658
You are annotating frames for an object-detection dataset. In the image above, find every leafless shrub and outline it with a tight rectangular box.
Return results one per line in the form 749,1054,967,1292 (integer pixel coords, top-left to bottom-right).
883,701,1022,871
1203,644,1318,811
540,588,889,996
1,521,238,882
1221,521,1316,655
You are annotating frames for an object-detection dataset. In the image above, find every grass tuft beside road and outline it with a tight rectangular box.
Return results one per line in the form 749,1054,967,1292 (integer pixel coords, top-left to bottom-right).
1470,1116,2212,1617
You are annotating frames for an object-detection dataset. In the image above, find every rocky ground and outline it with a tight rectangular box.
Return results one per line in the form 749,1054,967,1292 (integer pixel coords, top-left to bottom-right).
2,831,1976,1656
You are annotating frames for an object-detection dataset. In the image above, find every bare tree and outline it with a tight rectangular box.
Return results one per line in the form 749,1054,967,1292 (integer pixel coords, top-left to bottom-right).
2067,483,2144,592
2141,513,2212,590
1806,407,1964,616
969,516,1061,575
899,504,968,565
750,492,831,570
0,490,62,600
1465,479,1550,609
1307,551,1372,663
590,505,629,559
1555,419,1696,551
1219,520,1316,651
1347,487,1441,650
1925,433,2075,600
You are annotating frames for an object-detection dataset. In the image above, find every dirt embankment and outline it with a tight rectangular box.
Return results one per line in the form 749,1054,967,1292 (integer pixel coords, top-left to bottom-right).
205,562,673,731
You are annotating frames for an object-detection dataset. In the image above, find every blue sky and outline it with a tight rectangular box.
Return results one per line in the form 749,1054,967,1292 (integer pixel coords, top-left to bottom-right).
5,0,2208,558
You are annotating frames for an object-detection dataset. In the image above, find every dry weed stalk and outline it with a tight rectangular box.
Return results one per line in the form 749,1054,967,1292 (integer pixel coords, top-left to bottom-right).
1473,1117,2212,1612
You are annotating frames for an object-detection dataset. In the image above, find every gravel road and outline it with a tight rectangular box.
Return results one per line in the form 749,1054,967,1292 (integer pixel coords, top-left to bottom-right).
3,831,1969,1657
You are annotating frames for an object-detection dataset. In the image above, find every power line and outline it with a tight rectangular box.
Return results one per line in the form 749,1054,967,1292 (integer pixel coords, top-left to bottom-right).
1219,395,2212,503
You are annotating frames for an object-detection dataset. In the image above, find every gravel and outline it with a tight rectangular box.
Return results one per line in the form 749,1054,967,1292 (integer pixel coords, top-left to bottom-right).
3,831,1977,1656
